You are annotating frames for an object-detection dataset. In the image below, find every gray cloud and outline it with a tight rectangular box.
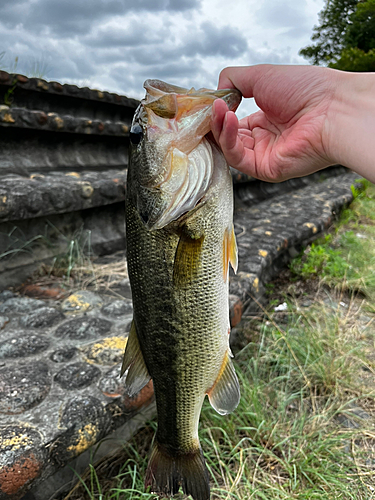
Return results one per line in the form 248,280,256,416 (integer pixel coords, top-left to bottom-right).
183,22,248,58
255,0,310,35
0,0,200,35
0,0,30,26
112,20,248,66
85,19,170,48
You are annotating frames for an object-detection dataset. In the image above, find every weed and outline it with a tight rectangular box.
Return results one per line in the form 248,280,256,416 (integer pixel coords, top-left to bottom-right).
43,222,94,284
0,53,50,105
0,226,49,261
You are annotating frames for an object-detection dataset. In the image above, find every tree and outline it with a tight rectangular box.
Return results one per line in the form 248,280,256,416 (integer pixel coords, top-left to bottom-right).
300,0,375,72
345,0,375,53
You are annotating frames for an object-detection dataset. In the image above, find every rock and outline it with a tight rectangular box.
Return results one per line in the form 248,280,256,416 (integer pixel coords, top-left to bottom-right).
59,396,108,429
0,297,46,314
0,425,46,498
62,291,103,313
0,362,51,414
98,364,124,398
19,307,64,328
100,300,133,317
50,347,77,363
54,362,101,390
336,404,371,429
0,335,50,359
54,317,112,340
81,336,127,365
0,290,14,301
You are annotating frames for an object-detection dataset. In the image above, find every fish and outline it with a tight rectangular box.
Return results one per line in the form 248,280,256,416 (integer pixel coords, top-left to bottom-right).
121,79,242,500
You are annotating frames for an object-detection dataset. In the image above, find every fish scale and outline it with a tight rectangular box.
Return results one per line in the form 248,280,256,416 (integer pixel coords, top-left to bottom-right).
122,79,242,500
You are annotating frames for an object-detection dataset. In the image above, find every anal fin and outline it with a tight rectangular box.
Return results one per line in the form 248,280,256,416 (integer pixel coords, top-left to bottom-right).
121,321,151,397
207,351,240,415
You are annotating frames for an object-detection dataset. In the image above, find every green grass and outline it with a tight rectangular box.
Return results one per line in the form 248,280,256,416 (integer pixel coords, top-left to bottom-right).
290,181,375,300
66,182,375,500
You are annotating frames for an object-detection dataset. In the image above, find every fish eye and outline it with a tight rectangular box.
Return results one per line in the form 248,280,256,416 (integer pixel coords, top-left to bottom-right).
129,124,143,145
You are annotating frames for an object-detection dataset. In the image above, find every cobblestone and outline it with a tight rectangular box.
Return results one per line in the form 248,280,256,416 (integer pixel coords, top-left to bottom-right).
61,291,103,313
19,307,64,328
0,362,51,414
101,300,133,317
54,317,113,340
0,334,50,359
0,298,46,314
54,362,101,390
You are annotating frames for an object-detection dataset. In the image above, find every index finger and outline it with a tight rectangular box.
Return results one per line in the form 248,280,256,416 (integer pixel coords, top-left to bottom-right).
218,65,273,98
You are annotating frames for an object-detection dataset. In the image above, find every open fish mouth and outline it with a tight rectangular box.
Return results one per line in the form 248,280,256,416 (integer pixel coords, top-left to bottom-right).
143,79,241,123
129,80,241,231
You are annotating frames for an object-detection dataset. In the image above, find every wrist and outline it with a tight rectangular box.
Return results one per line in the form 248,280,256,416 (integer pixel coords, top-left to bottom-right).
324,70,375,181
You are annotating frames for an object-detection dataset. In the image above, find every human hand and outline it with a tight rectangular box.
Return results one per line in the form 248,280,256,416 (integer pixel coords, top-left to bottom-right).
211,64,341,182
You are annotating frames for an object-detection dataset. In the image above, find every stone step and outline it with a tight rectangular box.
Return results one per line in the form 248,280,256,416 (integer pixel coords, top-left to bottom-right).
0,170,360,500
0,71,138,177
0,71,139,122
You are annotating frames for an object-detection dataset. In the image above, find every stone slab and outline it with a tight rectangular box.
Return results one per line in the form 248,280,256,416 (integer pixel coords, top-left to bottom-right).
0,170,127,222
0,106,130,137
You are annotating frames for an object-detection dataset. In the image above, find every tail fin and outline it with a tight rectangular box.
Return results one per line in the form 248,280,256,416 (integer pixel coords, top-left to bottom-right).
145,439,210,500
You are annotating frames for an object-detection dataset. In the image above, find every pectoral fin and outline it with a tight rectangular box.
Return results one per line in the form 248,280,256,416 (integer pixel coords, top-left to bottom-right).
121,321,151,397
207,351,240,415
223,225,238,282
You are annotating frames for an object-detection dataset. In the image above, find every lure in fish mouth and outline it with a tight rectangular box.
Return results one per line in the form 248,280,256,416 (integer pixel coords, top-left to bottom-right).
122,79,242,500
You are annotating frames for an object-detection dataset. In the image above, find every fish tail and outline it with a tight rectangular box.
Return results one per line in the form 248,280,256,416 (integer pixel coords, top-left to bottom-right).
145,439,210,500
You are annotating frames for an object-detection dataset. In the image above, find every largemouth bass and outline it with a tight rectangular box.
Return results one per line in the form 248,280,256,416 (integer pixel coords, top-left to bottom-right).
121,79,242,500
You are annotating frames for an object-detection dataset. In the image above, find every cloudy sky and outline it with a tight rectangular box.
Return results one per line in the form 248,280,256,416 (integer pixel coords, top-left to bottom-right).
0,0,325,117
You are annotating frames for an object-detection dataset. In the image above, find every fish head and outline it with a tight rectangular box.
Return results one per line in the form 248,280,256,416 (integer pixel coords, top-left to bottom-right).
128,79,241,230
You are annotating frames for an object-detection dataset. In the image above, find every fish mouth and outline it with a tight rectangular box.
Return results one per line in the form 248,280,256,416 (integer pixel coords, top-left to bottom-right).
143,79,241,119
141,79,241,156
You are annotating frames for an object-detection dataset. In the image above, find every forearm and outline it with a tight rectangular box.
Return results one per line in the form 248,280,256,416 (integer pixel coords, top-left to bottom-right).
325,71,375,182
